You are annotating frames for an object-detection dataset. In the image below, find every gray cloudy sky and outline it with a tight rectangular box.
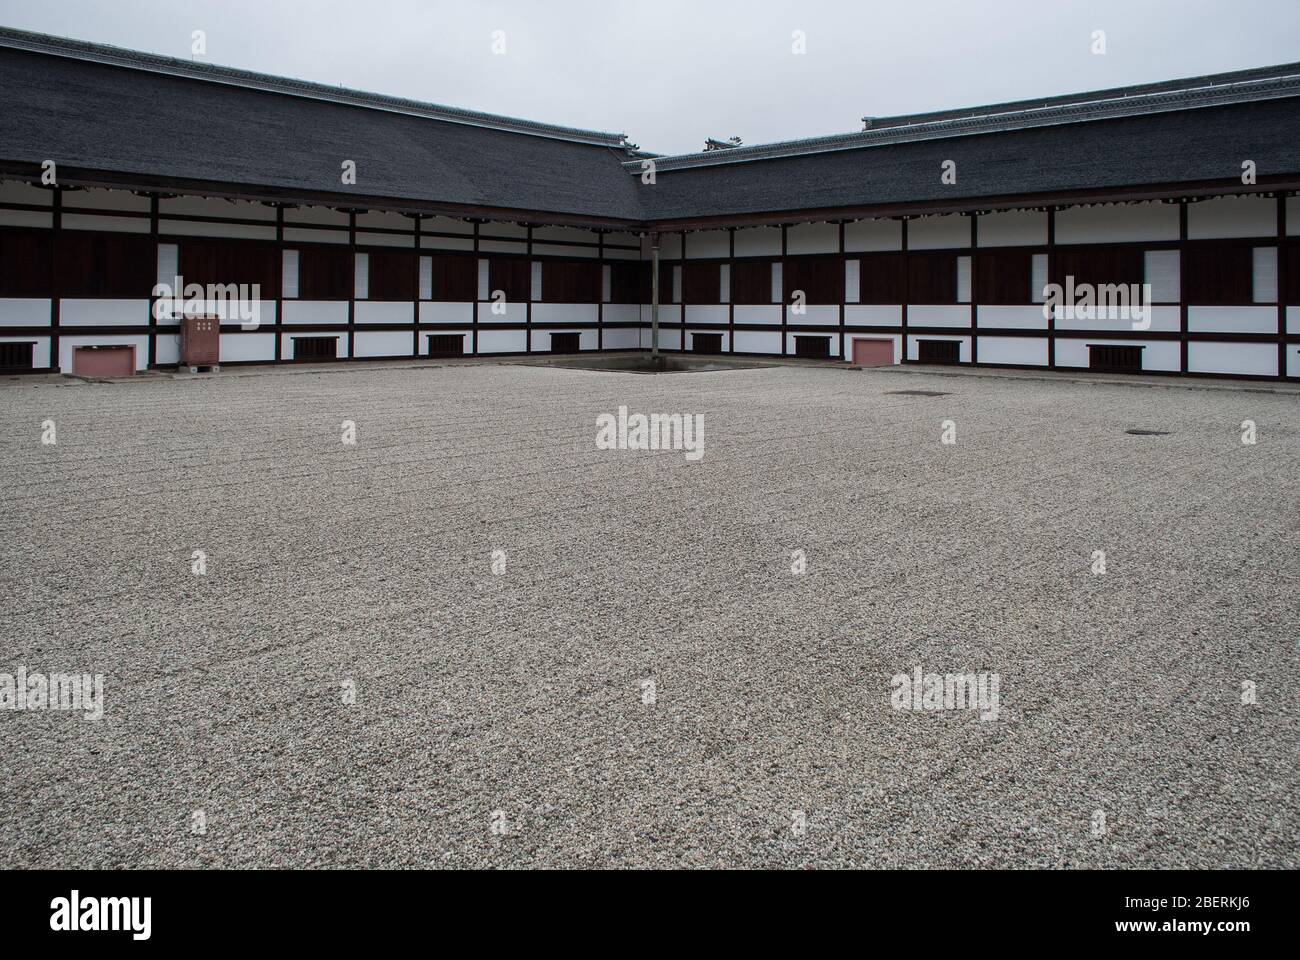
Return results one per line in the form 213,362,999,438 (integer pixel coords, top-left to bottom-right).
2,0,1298,155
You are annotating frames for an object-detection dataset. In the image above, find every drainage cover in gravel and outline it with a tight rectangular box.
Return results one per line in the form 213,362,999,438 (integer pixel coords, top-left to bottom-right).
885,390,951,397
1126,428,1173,436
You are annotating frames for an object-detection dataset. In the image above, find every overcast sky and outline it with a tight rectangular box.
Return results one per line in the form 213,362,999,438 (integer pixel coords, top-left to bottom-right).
2,0,1298,154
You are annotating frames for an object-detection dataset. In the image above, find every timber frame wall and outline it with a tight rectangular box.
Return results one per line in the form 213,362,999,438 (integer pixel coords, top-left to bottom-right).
1,181,1298,381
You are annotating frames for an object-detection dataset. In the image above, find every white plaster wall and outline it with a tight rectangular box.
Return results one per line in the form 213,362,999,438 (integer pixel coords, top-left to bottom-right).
1055,202,1179,243
0,299,52,326
477,329,527,353
787,305,838,326
531,328,598,352
355,331,416,357
908,305,971,327
1187,341,1277,376
786,222,839,255
532,304,599,324
844,304,902,326
732,227,781,257
219,333,276,362
976,305,1048,330
62,214,150,234
477,302,527,324
908,215,970,250
1054,305,1180,333
733,305,781,325
731,330,781,354
59,300,150,326
844,218,901,252
601,304,640,324
282,301,349,325
420,302,473,324
1187,196,1277,239
685,230,730,259
976,210,1047,246
977,336,1049,366
684,305,728,324
1188,306,1278,335
602,328,640,349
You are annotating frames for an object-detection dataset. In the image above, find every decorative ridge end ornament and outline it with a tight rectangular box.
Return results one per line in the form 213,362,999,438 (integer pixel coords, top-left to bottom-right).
0,25,628,148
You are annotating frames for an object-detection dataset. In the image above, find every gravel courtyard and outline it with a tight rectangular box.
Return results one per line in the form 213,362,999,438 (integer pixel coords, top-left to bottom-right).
1,360,1296,869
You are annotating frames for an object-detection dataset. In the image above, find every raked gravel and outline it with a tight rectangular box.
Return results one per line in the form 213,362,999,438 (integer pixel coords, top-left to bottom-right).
0,361,1296,869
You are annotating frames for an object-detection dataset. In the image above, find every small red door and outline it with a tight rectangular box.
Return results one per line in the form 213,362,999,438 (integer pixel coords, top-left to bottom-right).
73,345,136,378
852,337,893,367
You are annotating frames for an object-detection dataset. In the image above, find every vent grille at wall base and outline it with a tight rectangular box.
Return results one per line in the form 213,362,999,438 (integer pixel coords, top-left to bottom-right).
426,334,464,358
292,336,338,361
918,339,961,364
550,332,581,353
1088,344,1144,373
693,333,723,355
794,336,831,359
0,341,35,370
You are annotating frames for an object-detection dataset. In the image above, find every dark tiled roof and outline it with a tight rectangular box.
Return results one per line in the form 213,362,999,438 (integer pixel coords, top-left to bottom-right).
2,27,1299,227
635,97,1300,221
0,34,644,222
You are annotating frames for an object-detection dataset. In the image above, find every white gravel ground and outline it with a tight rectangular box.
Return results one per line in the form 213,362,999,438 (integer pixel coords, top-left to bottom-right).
0,361,1296,869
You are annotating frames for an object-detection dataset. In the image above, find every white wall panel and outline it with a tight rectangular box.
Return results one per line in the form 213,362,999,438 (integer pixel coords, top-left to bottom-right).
787,305,838,326
63,214,150,234
844,260,860,303
281,250,299,299
477,329,527,353
355,302,413,325
531,261,543,301
685,230,730,259
355,211,411,231
1187,306,1277,334
1187,341,1277,376
477,302,526,324
356,231,414,248
419,302,473,324
59,300,150,326
734,305,782,325
354,331,414,358
733,227,781,257
976,210,1047,247
602,327,640,349
844,218,901,252
283,228,348,245
1253,247,1278,302
844,304,901,326
1144,250,1180,302
643,327,682,350
719,264,730,302
284,206,349,226
770,263,782,303
1187,196,1276,239
477,259,490,301
976,306,1048,330
160,220,275,240
533,243,597,258
1288,198,1300,235
68,189,150,213
533,304,598,324
1289,307,1300,335
0,181,52,205
419,235,474,251
353,253,369,299
684,305,728,324
1054,304,1179,333
977,336,1049,366
0,299,52,326
957,256,971,303
786,222,839,254
479,239,526,254
161,197,275,220
1055,202,1179,244
908,215,970,250
731,330,781,354
281,301,349,325
1031,253,1049,302
908,305,971,327
602,304,640,324
218,333,276,362
0,210,52,228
